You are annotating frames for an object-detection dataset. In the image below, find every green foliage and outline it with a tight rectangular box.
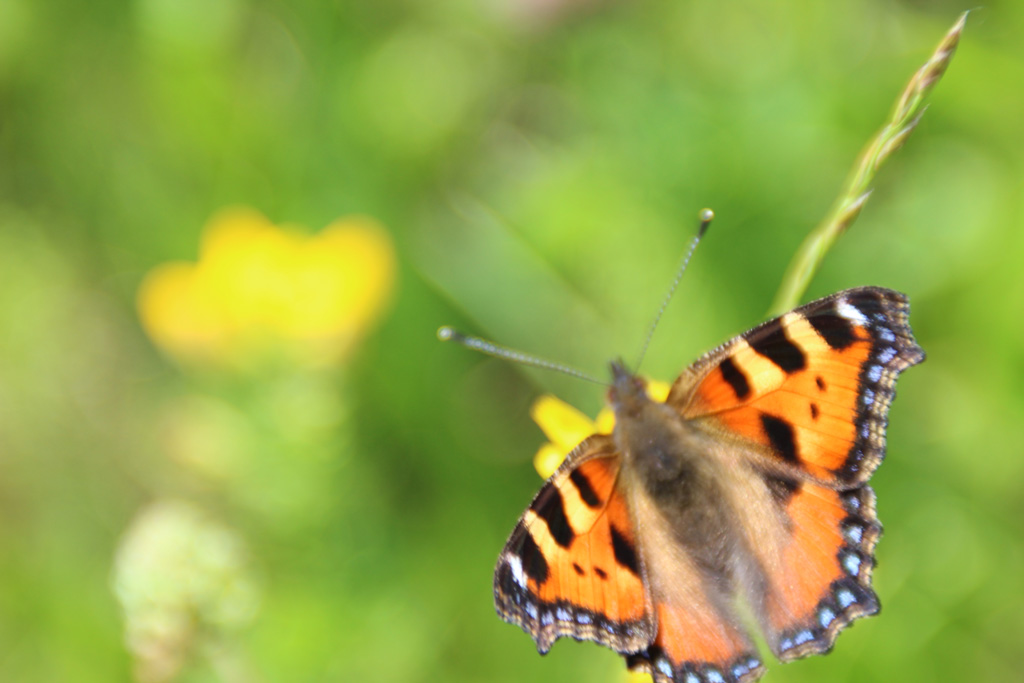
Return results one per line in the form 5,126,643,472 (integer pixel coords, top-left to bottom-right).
771,12,966,315
1,2,1022,682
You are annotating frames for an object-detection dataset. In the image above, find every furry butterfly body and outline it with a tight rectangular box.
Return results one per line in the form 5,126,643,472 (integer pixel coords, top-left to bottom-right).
494,286,924,683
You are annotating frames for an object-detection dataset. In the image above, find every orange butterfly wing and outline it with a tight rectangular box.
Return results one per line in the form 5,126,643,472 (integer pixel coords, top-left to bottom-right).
494,434,655,654
626,600,765,683
623,482,766,683
668,287,922,661
672,287,924,486
750,479,882,660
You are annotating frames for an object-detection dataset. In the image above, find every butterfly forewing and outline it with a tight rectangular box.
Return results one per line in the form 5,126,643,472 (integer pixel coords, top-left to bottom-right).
494,435,655,655
673,287,924,487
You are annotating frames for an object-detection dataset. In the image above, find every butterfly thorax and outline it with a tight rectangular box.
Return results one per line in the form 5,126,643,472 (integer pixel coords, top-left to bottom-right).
609,360,743,583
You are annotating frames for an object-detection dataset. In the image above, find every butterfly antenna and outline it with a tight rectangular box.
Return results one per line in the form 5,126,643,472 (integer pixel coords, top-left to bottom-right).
438,327,607,386
634,208,714,371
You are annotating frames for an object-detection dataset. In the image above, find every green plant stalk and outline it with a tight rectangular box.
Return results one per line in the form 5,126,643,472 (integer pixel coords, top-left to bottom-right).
769,11,968,316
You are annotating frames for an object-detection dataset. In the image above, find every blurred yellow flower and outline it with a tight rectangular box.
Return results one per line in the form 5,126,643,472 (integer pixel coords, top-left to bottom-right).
530,379,670,479
137,208,395,368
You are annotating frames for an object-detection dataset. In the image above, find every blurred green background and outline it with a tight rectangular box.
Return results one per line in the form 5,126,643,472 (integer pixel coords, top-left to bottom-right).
1,1,1022,681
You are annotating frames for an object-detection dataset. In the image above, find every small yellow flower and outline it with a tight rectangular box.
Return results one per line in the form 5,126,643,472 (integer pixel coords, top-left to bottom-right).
530,379,671,478
137,207,395,368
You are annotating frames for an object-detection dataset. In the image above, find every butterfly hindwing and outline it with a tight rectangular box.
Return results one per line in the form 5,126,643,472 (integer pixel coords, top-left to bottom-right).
740,475,882,661
626,600,765,683
623,483,766,683
673,287,924,486
494,434,655,655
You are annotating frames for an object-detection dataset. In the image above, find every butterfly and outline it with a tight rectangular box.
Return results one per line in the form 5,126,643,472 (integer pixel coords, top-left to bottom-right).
493,286,924,683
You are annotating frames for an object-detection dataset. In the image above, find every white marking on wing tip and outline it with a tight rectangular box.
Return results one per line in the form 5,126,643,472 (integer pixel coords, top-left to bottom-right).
844,523,864,544
556,607,571,621
879,328,896,342
794,629,814,645
707,669,725,683
863,388,875,406
541,611,554,626
525,601,538,619
837,299,868,326
819,607,836,628
576,612,591,625
683,672,700,683
507,555,527,588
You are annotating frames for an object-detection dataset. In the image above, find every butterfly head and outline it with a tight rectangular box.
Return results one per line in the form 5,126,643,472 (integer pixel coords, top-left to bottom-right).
608,359,651,418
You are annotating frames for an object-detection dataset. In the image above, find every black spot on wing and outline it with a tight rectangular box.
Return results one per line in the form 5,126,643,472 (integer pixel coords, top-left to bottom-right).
760,413,799,464
594,567,608,580
569,469,601,508
746,322,806,373
572,562,585,576
531,487,575,548
718,357,751,400
810,403,820,420
610,525,640,577
808,310,858,350
816,376,826,391
516,529,549,584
